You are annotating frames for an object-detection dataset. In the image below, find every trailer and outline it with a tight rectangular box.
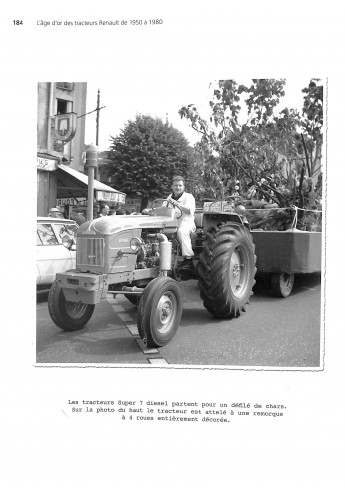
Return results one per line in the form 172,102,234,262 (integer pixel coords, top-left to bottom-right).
248,206,322,297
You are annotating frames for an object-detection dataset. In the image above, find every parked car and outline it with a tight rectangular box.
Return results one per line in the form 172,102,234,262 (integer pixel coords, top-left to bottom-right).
36,217,78,290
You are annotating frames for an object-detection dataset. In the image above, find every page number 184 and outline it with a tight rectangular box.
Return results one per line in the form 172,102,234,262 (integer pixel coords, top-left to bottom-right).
13,20,23,25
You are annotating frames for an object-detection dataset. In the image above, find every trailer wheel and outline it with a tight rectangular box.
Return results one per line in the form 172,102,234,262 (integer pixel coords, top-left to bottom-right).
198,223,256,318
48,280,95,331
137,277,182,348
271,273,295,298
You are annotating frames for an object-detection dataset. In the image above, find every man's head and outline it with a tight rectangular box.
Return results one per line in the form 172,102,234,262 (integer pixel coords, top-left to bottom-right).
49,207,63,218
100,204,110,216
171,176,185,198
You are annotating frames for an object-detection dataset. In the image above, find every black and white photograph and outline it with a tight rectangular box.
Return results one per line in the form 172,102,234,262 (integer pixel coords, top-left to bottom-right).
1,2,344,489
36,78,324,368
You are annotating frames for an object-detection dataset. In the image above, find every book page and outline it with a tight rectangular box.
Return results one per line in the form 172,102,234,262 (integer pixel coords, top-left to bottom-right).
1,2,344,488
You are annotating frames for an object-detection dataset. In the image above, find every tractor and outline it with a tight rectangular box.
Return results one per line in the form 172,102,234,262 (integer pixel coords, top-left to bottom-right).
48,198,257,348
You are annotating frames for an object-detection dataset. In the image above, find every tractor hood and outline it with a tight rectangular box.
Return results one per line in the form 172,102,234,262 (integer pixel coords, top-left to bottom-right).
77,213,179,236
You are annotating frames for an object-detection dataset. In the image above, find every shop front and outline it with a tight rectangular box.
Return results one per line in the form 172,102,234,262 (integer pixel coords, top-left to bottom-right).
37,153,60,216
55,163,126,220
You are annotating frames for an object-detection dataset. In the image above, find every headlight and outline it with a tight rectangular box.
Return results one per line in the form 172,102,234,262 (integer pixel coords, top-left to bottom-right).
130,237,143,253
62,235,73,249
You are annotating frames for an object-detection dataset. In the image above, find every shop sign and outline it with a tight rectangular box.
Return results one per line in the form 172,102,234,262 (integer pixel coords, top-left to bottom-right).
57,197,87,206
96,190,125,203
203,201,234,212
54,112,77,142
37,156,58,171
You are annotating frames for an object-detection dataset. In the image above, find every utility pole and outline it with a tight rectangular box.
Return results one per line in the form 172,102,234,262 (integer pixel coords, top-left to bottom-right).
77,88,105,181
95,89,100,179
96,89,100,147
85,144,99,221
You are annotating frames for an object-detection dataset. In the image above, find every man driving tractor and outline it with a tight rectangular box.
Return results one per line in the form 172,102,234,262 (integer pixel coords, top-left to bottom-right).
48,173,257,348
166,175,196,270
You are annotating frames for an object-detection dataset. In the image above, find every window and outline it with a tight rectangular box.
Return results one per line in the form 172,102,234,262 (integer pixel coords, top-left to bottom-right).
56,82,74,91
55,223,78,242
57,99,71,115
37,224,59,245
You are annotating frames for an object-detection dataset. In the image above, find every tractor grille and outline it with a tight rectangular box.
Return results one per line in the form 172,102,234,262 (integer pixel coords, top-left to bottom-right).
77,237,104,267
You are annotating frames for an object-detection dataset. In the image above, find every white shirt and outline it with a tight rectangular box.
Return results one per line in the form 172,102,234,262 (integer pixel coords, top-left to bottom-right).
166,191,195,226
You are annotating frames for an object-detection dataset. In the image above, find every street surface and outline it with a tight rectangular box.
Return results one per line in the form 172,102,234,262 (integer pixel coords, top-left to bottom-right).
36,273,322,367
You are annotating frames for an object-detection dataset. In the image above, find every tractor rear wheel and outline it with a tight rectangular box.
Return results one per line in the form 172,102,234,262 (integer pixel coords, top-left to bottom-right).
197,223,256,318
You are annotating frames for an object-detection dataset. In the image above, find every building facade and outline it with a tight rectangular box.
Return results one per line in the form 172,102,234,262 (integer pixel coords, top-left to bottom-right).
37,83,125,218
37,82,88,216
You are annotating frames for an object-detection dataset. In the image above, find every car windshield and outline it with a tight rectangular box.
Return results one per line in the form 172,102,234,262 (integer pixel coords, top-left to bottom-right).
37,222,78,246
37,223,59,245
55,223,78,242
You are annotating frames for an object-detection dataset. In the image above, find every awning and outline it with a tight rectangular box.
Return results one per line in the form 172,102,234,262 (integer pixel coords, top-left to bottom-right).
56,164,126,203
37,151,67,171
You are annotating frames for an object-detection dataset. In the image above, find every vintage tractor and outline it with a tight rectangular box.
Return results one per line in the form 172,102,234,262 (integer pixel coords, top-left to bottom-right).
48,199,257,348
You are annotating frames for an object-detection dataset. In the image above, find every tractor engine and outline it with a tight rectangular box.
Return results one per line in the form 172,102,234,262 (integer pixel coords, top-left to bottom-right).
133,231,173,271
135,233,161,269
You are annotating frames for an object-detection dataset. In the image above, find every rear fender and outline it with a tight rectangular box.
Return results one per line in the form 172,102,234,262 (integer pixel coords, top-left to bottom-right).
202,212,243,233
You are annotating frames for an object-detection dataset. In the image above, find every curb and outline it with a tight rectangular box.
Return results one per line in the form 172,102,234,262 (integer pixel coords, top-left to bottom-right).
106,293,169,364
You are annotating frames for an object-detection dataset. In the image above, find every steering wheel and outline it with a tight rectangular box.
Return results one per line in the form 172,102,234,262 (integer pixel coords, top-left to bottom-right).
151,198,183,219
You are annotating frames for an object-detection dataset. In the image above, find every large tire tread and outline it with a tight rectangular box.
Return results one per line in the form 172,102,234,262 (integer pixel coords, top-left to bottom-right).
197,223,256,319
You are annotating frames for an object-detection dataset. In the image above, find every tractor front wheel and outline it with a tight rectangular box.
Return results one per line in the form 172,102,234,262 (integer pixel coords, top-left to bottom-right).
48,280,95,331
137,277,182,348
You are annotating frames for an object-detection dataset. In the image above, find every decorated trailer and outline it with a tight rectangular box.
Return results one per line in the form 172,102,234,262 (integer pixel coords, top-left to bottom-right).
247,206,322,297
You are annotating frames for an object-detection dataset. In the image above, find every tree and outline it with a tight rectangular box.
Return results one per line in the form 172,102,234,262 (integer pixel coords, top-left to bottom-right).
179,79,323,211
300,79,323,178
102,115,194,210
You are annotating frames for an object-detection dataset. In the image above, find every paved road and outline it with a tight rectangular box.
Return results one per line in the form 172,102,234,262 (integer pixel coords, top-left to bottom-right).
36,273,322,367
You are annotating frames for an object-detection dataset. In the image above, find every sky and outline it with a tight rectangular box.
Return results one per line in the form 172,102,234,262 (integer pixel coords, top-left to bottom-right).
84,77,312,152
